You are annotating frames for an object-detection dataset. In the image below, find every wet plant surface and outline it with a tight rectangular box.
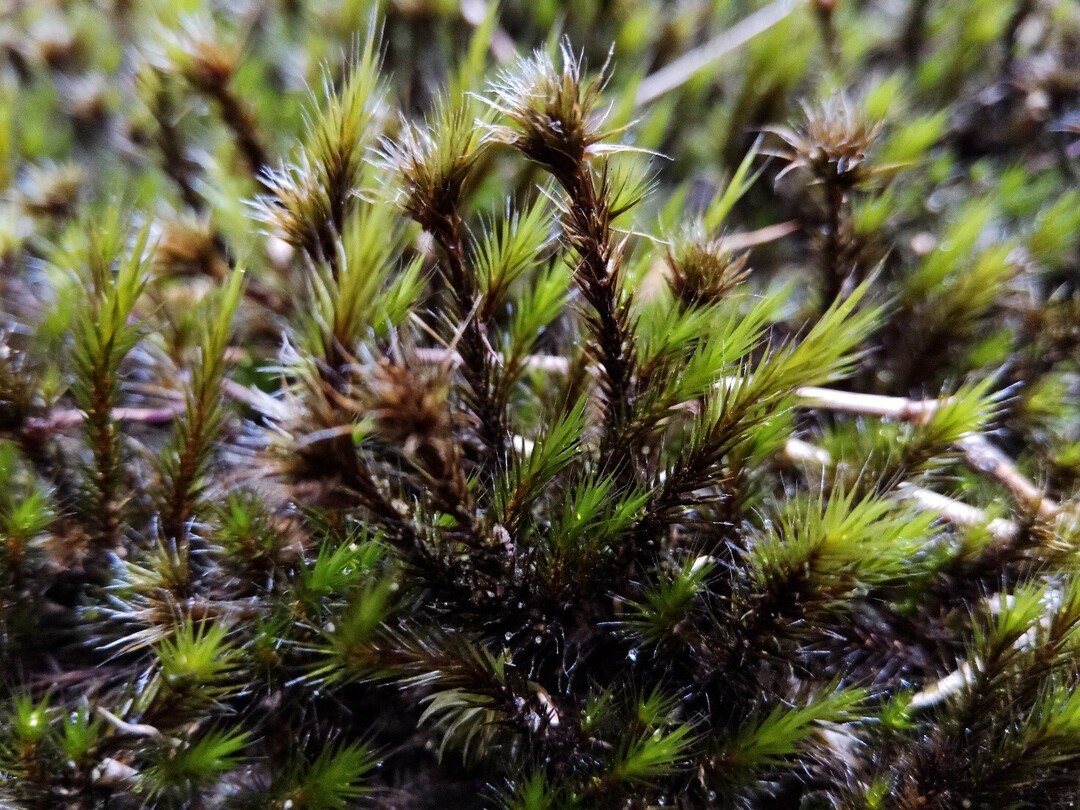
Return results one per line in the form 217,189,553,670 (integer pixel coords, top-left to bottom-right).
1,1,1080,808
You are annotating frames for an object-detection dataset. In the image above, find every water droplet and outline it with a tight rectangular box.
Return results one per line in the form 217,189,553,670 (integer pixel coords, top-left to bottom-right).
504,631,514,641
534,635,543,645
707,790,718,801
627,648,638,662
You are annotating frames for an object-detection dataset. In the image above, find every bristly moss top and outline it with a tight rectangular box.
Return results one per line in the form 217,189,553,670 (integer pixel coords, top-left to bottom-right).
1,2,1080,809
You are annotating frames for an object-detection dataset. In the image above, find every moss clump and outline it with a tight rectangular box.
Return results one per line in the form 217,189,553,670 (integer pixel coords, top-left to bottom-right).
2,1,1080,808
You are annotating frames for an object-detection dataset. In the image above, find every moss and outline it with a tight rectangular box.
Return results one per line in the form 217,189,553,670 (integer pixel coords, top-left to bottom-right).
1,1,1080,808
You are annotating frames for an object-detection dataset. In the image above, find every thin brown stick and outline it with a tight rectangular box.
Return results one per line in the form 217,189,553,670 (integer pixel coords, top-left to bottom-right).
957,435,1061,520
782,436,836,468
785,387,1062,518
634,0,796,108
793,386,946,423
16,379,325,437
22,403,187,434
719,220,801,251
785,388,1065,520
783,437,1022,551
893,482,1020,551
221,377,291,420
97,707,170,741
18,380,275,434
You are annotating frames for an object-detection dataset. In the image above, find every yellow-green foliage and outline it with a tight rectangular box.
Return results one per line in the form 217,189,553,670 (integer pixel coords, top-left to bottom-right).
1,2,1080,808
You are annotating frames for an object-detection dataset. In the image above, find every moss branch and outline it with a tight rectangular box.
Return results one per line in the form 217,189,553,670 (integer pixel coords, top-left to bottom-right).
144,70,204,212
428,208,508,470
561,163,637,449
